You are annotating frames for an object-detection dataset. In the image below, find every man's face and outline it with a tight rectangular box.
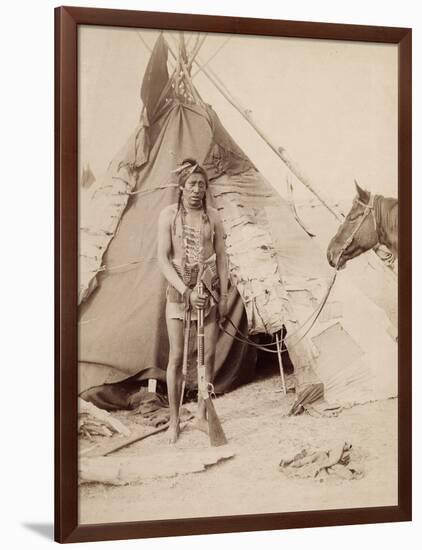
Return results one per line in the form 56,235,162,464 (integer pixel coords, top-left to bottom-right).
181,173,207,209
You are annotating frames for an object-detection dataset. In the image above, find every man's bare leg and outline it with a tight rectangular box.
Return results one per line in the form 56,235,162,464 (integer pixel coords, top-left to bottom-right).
195,307,219,433
165,309,184,444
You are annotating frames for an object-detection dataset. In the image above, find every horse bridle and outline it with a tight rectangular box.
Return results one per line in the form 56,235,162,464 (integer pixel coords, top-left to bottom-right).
334,193,378,269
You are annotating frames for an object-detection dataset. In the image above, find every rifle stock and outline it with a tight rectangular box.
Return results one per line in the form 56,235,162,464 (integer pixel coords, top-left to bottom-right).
203,395,228,447
197,279,227,447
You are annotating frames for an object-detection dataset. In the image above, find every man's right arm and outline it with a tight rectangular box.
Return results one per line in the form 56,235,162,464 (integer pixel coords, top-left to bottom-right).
157,208,187,295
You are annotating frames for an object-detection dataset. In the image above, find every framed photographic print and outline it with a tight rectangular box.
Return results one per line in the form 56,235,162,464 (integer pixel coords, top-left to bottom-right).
55,5,411,543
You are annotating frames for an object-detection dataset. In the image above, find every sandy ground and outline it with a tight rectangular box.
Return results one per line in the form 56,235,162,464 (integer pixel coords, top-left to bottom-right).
79,373,398,525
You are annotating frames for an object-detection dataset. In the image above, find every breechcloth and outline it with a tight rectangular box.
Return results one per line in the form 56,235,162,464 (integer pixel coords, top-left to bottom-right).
166,257,219,321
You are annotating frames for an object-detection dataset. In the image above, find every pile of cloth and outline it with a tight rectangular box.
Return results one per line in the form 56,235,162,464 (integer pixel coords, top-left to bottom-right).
78,398,131,440
126,391,194,427
79,384,189,437
279,442,363,481
288,384,343,417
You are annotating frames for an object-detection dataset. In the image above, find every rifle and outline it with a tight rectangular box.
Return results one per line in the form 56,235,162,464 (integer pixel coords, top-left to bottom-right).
196,273,228,447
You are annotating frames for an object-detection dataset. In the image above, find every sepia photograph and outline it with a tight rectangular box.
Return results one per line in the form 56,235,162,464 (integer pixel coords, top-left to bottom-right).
65,13,404,534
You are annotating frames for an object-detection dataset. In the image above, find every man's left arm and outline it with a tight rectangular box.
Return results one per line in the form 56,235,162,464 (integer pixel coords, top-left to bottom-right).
213,210,229,320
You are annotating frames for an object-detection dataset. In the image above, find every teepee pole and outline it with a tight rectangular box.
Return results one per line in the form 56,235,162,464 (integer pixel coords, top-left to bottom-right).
192,36,232,79
188,34,207,70
275,332,287,396
164,33,340,221
192,54,343,222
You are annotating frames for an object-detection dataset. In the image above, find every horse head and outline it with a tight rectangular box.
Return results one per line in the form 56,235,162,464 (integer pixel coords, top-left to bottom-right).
327,181,379,269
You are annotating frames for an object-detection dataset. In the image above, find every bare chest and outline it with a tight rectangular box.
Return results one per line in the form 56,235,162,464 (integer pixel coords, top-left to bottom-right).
171,211,215,261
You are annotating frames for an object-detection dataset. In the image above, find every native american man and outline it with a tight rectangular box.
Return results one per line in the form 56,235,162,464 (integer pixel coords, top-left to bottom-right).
157,159,229,444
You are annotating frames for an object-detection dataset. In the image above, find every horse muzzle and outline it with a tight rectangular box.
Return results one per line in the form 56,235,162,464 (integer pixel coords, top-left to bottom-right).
327,243,347,270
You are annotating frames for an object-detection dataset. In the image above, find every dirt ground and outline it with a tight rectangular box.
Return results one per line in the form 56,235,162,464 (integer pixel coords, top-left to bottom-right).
79,372,398,525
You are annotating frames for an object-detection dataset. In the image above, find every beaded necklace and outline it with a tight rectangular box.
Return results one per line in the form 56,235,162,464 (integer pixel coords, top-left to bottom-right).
180,202,207,285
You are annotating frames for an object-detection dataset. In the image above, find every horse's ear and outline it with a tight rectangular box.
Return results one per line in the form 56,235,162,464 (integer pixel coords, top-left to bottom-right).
354,179,370,203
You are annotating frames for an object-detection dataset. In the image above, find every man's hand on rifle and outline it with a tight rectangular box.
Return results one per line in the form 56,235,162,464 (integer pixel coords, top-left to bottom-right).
189,288,209,310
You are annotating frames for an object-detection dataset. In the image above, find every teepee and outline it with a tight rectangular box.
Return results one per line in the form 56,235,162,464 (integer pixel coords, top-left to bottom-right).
78,33,397,409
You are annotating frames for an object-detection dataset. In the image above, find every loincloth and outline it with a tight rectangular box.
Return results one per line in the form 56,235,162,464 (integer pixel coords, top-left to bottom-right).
166,257,220,321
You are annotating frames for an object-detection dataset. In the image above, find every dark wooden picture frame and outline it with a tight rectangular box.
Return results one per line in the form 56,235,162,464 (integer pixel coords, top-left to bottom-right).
55,5,411,543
